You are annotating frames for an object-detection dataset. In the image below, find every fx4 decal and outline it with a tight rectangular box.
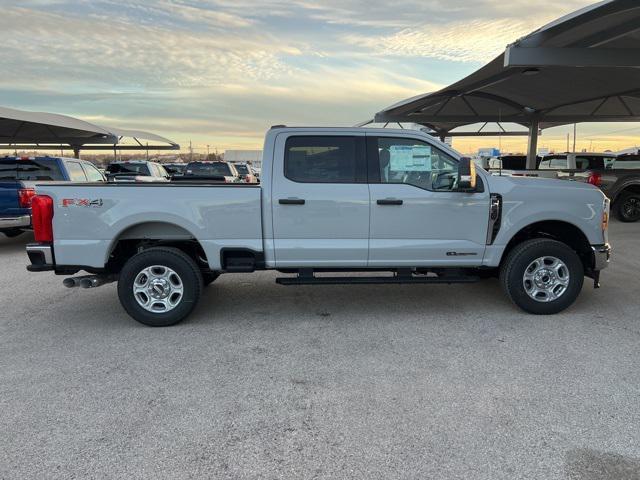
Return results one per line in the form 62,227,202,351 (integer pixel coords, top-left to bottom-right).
61,198,104,208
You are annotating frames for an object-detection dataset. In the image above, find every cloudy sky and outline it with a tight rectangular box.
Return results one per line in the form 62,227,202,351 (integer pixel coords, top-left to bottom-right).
2,0,638,154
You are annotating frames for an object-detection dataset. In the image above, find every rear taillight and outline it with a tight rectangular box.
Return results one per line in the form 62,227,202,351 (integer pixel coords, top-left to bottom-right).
18,188,36,208
587,172,602,187
245,175,251,183
31,195,54,243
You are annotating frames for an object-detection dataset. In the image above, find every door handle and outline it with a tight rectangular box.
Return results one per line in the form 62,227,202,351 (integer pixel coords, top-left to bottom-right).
279,198,305,205
377,198,403,205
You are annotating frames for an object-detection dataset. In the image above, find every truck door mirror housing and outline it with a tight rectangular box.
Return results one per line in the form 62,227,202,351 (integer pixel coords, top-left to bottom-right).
458,157,477,191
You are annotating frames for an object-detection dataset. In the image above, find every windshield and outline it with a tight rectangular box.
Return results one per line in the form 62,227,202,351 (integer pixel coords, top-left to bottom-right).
106,163,150,175
0,158,65,181
186,162,232,176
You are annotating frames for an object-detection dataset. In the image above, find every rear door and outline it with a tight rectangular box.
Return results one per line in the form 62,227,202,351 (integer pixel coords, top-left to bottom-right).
367,135,489,267
271,133,369,267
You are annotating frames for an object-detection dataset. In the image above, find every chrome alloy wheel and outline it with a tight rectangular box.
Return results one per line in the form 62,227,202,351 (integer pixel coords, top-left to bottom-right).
522,256,570,303
133,265,184,313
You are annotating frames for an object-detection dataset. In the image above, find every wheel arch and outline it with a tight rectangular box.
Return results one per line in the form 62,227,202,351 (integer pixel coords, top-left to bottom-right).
611,180,640,203
500,220,593,272
615,183,640,199
106,221,209,273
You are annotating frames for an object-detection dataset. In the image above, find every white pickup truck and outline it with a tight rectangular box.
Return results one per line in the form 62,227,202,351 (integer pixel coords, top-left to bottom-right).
26,127,611,326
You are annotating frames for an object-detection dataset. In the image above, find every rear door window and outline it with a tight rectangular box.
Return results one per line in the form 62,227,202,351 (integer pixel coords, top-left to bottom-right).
284,136,363,183
66,161,87,181
0,158,65,180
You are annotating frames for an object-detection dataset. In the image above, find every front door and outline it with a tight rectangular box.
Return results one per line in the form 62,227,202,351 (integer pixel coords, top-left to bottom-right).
271,133,370,267
367,135,489,267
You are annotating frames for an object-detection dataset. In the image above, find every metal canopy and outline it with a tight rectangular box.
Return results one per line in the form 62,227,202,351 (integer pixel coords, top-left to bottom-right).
0,105,179,154
374,0,640,167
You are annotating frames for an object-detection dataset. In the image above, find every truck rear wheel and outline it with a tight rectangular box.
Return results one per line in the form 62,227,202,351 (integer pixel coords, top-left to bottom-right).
613,192,640,222
117,247,203,327
500,239,584,315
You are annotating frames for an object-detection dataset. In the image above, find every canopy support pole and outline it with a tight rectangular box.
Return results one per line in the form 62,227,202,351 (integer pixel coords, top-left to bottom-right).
526,118,539,169
73,147,80,159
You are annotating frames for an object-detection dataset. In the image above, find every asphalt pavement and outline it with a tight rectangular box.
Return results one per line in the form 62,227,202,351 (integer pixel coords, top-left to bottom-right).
1,222,639,479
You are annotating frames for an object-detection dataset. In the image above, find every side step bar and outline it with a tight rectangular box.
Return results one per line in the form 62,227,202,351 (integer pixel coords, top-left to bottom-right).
276,274,479,285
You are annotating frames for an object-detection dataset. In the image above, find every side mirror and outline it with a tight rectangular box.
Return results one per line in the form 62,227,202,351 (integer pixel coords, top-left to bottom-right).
458,157,477,191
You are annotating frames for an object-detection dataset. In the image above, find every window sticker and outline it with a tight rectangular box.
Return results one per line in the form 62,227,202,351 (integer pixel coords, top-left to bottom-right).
389,145,432,171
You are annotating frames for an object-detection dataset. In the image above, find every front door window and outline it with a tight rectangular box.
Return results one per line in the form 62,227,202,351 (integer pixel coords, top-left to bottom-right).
377,138,458,191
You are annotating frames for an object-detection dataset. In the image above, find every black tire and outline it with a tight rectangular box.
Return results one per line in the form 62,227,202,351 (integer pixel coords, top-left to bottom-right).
2,229,24,238
613,192,640,222
203,272,220,286
117,247,203,327
500,239,584,315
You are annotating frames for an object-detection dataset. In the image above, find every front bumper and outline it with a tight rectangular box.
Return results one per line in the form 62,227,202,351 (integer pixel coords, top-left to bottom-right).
26,243,54,272
0,214,31,230
591,244,611,271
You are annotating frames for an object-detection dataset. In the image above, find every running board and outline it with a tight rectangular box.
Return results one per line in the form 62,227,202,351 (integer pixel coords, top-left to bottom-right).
276,275,479,285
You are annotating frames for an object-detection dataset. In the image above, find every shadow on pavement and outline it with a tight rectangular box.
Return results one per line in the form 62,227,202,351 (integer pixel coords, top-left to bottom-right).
566,448,640,480
0,231,33,256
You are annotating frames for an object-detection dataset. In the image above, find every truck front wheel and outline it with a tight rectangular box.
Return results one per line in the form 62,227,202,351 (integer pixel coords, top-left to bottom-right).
500,239,584,315
117,247,203,327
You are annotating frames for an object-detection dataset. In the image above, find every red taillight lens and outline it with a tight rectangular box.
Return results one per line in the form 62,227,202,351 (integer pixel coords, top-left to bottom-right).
18,188,36,208
31,195,54,243
587,172,602,187
245,175,251,183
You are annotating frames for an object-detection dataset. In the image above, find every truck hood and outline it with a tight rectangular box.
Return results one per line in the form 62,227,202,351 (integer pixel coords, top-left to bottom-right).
487,173,603,196
500,175,598,191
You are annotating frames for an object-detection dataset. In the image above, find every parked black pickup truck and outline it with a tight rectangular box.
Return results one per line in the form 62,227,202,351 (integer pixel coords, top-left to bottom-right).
557,154,640,222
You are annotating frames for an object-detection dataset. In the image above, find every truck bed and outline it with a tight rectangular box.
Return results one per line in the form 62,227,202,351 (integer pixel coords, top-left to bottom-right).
35,182,263,270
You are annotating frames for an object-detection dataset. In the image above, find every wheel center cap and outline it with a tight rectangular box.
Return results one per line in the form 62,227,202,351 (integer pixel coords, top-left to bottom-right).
148,278,170,299
534,268,555,288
